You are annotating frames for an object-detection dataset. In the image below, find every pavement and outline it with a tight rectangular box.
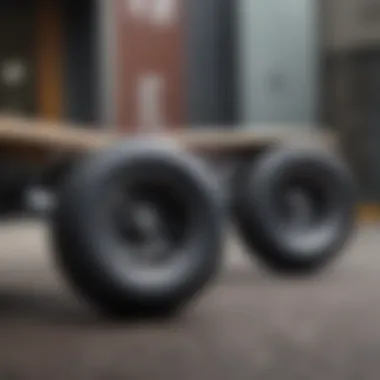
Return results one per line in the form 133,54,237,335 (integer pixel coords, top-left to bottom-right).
0,220,379,379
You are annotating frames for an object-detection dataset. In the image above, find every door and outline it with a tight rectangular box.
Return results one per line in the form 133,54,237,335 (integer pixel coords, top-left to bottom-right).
237,0,320,125
0,1,37,116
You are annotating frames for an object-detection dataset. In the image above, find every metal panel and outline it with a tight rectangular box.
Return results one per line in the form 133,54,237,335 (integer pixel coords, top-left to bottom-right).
63,0,98,124
185,0,236,126
237,0,320,126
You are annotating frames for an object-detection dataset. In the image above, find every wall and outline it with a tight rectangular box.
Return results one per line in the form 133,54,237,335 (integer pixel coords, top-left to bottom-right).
325,50,380,201
115,0,184,132
323,0,380,201
323,0,380,52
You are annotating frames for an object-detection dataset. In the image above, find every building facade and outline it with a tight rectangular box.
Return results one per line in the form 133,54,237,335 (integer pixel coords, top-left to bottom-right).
0,0,100,124
2,0,379,200
322,0,380,201
0,0,320,130
0,0,229,131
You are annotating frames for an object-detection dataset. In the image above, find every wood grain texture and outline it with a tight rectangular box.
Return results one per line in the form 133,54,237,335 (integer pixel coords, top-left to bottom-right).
36,0,63,121
0,116,337,157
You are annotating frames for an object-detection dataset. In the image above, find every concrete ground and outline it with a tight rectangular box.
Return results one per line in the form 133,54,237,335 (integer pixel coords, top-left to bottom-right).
0,220,379,379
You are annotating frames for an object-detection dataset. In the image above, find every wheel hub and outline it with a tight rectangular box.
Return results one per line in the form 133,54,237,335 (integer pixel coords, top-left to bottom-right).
116,198,176,265
282,187,318,228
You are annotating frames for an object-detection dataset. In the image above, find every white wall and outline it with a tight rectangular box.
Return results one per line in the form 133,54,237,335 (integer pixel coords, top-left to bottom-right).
237,0,320,126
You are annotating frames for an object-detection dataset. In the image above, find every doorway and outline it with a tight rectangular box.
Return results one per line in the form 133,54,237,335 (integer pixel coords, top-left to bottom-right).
0,0,99,124
0,1,37,116
0,0,63,120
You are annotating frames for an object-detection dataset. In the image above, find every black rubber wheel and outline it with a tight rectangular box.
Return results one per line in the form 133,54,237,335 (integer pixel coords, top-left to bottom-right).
233,148,357,274
51,141,224,317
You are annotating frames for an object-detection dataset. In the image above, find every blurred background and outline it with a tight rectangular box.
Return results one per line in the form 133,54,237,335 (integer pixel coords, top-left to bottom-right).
0,0,379,204
2,2,380,378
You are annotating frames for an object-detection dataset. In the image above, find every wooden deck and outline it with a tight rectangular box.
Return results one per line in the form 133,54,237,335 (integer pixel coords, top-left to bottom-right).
0,115,338,155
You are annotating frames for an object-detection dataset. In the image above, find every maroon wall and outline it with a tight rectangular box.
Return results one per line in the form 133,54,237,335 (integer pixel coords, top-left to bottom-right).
115,0,184,133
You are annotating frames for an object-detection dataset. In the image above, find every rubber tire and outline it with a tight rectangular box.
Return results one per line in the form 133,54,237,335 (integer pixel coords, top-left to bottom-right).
233,147,357,275
51,141,224,317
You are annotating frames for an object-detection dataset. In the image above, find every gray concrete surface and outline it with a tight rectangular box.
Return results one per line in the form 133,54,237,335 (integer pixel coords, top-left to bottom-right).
0,220,379,379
